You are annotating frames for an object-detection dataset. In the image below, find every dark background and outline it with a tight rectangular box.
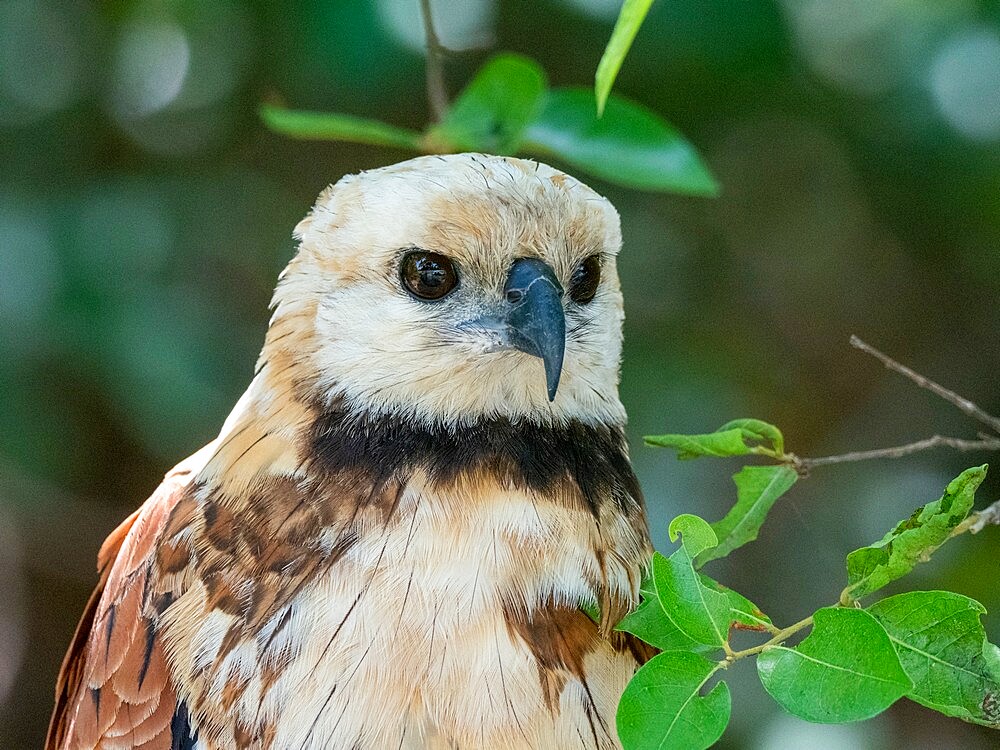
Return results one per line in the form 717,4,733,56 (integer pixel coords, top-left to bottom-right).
2,0,999,747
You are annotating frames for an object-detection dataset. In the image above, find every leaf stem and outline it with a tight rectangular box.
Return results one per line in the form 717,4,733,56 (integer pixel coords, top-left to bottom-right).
419,0,449,122
724,615,814,663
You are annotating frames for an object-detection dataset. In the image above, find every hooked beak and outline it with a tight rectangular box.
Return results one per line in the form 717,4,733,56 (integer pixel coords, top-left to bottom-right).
504,258,565,401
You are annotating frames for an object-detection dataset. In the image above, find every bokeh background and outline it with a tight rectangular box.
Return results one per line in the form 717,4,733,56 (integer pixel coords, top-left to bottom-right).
3,0,1000,747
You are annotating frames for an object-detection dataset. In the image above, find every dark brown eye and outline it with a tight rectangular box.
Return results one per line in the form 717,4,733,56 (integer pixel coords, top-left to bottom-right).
568,255,601,304
400,251,459,301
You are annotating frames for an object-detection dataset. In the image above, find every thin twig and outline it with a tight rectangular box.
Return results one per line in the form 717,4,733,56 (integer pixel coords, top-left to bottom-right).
952,498,1000,536
419,0,449,121
724,615,815,663
792,434,1000,473
850,335,1000,435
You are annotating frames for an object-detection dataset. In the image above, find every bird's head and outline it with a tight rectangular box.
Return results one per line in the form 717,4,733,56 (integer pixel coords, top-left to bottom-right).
263,153,627,429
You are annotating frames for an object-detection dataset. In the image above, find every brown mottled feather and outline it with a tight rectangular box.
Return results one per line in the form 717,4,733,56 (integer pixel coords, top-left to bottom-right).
46,447,211,750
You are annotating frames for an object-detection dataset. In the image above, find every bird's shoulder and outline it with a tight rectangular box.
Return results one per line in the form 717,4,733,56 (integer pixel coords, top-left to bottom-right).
45,445,212,750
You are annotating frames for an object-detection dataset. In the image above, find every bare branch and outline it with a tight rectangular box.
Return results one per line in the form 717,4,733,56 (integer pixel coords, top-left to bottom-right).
850,335,1000,435
956,498,1000,536
420,0,449,122
792,434,1000,473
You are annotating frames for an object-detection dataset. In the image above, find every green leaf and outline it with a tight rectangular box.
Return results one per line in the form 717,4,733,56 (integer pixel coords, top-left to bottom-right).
259,104,423,150
669,514,718,556
522,88,718,196
617,651,731,750
594,0,655,116
696,465,799,565
616,592,707,652
620,573,770,651
716,418,785,455
757,607,911,723
869,591,1000,727
431,53,546,154
645,418,784,460
645,428,751,460
653,519,733,648
844,466,988,601
620,570,771,648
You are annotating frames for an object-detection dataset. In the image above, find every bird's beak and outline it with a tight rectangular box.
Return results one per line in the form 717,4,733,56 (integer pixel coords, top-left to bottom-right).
504,258,565,401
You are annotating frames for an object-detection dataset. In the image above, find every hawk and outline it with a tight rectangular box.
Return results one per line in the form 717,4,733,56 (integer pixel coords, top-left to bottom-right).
47,154,653,750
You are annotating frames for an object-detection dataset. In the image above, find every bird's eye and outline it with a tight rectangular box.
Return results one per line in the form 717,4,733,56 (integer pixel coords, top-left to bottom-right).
568,255,601,304
400,251,459,301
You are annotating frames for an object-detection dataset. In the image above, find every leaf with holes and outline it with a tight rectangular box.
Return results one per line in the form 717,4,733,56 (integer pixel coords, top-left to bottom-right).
715,418,785,455
845,466,987,601
869,591,1000,727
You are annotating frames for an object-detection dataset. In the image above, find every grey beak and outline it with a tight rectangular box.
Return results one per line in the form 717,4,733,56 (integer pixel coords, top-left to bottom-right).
504,258,565,401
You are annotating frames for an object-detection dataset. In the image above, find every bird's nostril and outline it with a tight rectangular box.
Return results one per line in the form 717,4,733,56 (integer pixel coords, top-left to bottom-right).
506,289,524,304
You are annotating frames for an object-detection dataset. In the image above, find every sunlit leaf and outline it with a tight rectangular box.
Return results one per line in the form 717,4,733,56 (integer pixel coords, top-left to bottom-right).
757,607,911,723
669,513,718,556
259,104,423,150
646,418,783,460
645,428,750,460
696,465,798,565
617,589,707,652
522,88,718,195
620,570,770,649
844,466,987,601
617,650,730,750
431,53,546,154
653,518,732,648
869,591,1000,727
716,418,784,455
594,0,655,116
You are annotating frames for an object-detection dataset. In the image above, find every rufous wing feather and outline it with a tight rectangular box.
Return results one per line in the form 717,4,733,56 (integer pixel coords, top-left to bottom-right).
46,447,211,750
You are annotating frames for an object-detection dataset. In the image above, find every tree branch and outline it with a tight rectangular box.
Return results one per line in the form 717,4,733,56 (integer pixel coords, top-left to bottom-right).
850,335,1000,435
792,434,1000,473
777,337,1000,474
953,497,1000,536
420,0,449,122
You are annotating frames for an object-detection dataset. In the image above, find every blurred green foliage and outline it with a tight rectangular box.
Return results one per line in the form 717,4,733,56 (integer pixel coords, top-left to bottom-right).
2,1,1000,748
265,51,718,194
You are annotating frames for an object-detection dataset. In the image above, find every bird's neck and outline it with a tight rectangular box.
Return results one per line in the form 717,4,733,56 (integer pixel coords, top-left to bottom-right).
193,364,651,626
